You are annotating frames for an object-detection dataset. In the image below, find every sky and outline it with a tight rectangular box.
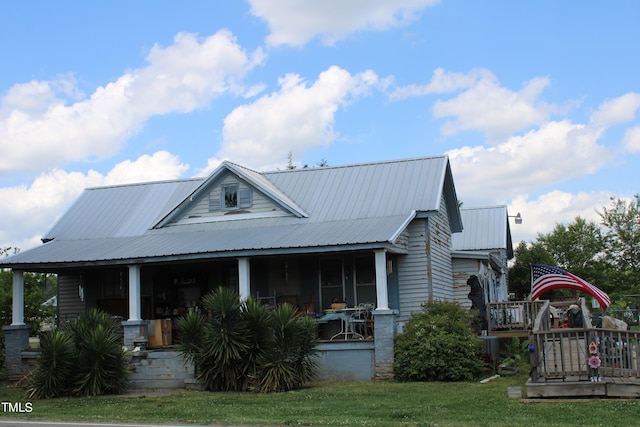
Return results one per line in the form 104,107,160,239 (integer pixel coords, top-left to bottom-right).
1,0,639,252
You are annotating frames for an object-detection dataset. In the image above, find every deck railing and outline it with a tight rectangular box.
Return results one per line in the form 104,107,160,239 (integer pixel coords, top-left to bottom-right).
487,300,546,333
529,299,640,382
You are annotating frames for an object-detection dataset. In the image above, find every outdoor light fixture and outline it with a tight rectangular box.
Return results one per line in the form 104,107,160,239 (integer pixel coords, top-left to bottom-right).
508,212,523,224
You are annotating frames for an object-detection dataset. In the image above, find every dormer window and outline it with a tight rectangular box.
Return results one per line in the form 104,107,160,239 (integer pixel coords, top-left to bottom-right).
209,183,252,211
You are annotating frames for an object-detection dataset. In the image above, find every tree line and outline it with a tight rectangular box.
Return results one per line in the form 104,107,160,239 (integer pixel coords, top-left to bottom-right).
508,195,640,312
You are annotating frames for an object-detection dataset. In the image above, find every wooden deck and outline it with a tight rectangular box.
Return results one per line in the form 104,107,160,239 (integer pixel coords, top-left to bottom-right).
527,377,640,398
489,299,640,399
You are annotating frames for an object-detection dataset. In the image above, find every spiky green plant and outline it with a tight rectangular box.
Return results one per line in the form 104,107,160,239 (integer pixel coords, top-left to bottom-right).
243,296,274,374
176,310,206,367
254,303,318,392
66,309,129,396
29,309,129,398
177,288,318,393
197,287,251,391
28,329,75,399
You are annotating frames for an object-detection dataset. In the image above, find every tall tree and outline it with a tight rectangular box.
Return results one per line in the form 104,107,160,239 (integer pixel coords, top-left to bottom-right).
508,241,555,300
536,216,608,289
598,195,640,298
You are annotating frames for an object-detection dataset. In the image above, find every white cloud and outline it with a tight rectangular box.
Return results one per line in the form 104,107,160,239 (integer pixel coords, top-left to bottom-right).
0,30,263,175
590,92,640,126
248,0,440,46
215,66,383,170
508,190,614,243
0,151,187,250
448,120,610,205
433,73,556,140
390,67,492,99
622,126,640,153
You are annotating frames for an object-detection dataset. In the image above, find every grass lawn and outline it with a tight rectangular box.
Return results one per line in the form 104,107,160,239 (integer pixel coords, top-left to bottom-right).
1,370,638,426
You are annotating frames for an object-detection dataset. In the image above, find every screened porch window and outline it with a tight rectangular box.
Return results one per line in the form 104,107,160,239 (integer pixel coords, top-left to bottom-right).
320,258,344,309
354,255,376,305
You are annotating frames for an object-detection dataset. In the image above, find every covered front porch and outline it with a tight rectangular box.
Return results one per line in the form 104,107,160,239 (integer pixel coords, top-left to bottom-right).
4,249,398,382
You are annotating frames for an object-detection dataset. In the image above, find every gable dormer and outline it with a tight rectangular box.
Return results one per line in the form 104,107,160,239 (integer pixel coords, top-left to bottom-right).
154,161,307,228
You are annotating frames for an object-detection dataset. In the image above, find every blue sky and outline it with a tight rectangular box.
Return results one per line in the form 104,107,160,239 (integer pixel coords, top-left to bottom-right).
1,0,639,250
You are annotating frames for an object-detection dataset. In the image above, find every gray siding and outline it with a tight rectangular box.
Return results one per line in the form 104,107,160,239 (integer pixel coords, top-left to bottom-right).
452,258,480,309
396,196,455,321
430,193,454,302
174,174,285,223
397,219,429,320
58,274,85,322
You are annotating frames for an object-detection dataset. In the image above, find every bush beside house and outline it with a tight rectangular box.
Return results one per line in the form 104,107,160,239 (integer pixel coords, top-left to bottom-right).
394,300,486,382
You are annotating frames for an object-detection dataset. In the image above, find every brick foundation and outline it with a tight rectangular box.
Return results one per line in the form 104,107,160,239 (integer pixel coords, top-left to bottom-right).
3,324,30,381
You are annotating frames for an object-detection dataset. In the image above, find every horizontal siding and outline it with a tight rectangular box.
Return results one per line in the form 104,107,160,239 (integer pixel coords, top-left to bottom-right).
175,174,285,223
452,258,480,308
430,193,454,302
397,219,429,320
58,274,85,322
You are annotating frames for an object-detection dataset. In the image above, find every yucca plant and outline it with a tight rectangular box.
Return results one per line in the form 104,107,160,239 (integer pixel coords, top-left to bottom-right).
197,287,251,391
254,303,318,392
66,309,129,396
176,309,206,367
177,287,319,393
28,329,75,399
29,309,129,398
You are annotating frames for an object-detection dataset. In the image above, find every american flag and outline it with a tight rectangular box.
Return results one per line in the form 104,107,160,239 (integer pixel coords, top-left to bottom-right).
530,264,611,310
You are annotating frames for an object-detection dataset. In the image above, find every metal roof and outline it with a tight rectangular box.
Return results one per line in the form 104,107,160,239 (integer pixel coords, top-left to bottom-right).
3,156,461,269
451,205,514,258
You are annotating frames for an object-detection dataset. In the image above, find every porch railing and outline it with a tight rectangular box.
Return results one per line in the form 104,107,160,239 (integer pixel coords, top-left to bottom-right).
530,299,640,382
487,300,546,333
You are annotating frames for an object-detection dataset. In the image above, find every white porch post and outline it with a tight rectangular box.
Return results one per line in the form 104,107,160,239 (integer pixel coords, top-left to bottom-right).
374,249,389,310
238,257,251,301
11,270,25,325
128,265,141,321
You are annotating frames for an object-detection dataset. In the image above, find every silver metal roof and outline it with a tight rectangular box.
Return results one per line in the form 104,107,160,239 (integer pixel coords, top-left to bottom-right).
3,156,461,269
451,205,514,258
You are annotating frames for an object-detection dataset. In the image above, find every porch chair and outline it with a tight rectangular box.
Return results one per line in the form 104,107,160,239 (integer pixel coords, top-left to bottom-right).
351,303,375,339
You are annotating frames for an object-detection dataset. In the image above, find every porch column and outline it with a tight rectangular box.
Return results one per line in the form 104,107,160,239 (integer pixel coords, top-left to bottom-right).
3,270,30,380
238,257,250,300
12,270,25,325
374,249,389,310
122,264,148,350
128,265,142,321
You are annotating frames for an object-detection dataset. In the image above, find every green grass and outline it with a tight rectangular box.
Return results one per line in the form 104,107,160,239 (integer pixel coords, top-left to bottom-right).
2,371,639,426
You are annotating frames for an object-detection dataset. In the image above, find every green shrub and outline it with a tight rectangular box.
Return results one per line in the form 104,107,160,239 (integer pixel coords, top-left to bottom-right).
28,329,75,398
28,309,129,398
177,287,318,393
394,300,485,382
253,303,318,392
65,310,129,396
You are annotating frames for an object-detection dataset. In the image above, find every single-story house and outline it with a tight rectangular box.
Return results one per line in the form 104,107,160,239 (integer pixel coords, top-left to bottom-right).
2,155,467,381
